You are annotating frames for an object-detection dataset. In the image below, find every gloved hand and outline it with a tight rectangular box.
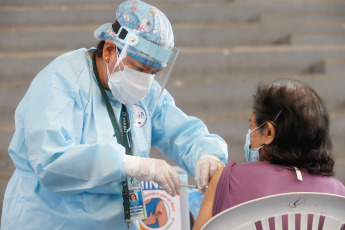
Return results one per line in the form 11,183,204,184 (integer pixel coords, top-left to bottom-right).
124,155,181,196
195,155,225,194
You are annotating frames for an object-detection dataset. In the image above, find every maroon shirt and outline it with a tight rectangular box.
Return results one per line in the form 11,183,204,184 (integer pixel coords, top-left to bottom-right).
212,161,345,229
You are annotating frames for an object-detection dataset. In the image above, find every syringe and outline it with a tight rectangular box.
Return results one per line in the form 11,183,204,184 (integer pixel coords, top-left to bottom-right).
180,184,197,189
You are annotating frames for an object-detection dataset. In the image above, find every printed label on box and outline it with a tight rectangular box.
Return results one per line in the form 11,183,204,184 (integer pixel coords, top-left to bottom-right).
139,181,181,230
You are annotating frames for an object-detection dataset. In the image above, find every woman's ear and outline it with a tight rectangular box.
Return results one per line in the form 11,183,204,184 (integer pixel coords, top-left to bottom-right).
103,40,116,61
264,122,276,145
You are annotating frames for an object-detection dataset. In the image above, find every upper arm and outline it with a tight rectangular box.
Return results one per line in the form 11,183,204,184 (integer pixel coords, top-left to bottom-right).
193,167,224,230
156,200,168,227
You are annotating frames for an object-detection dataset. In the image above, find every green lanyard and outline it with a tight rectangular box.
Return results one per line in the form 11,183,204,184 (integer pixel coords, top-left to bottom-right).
92,52,132,226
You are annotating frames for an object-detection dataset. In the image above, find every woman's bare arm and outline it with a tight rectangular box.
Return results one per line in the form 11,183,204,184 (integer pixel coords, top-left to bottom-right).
192,167,224,230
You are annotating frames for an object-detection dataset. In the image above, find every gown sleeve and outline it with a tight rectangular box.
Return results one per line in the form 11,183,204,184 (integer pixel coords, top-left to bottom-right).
150,90,228,177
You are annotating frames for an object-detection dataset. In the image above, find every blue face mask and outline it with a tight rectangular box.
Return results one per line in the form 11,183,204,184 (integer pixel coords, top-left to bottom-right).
244,123,266,163
244,110,283,162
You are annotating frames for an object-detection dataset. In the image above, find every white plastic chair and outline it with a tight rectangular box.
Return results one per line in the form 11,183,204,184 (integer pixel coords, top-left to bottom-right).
201,192,345,230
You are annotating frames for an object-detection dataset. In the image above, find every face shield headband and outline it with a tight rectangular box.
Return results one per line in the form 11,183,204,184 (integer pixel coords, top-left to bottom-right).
112,21,174,68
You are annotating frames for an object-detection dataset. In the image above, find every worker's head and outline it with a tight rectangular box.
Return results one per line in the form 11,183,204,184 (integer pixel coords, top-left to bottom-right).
94,0,178,108
94,0,174,68
247,79,334,176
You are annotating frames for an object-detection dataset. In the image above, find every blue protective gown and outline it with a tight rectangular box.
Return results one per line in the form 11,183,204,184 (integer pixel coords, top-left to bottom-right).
1,48,228,230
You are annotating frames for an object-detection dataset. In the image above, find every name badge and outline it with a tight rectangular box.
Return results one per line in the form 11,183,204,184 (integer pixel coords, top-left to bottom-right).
128,185,147,221
133,105,147,128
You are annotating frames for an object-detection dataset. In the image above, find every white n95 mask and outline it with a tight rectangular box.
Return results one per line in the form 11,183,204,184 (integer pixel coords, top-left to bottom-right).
107,63,154,106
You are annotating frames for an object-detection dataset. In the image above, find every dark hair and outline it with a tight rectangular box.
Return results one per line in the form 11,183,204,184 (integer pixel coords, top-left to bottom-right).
253,79,334,176
95,41,105,58
94,41,120,58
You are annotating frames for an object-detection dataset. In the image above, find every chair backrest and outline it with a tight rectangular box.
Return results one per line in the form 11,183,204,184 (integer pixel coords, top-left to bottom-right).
201,192,345,230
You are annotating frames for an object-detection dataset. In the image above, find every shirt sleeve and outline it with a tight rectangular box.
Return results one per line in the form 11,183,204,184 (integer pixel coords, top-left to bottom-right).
23,71,126,196
150,90,228,177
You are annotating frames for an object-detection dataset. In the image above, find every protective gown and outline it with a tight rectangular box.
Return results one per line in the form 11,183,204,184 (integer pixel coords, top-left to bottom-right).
1,48,228,230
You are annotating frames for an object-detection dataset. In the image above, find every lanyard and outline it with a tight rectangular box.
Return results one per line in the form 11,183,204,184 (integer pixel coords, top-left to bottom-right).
92,52,132,226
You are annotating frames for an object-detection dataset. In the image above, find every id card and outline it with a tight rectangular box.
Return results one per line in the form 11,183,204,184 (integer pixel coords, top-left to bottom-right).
128,185,147,221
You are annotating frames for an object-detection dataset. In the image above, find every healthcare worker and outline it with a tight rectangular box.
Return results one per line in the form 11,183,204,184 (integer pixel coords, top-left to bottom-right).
1,1,227,229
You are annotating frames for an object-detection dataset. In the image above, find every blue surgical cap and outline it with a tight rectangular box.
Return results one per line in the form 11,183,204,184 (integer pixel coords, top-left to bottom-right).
94,0,174,68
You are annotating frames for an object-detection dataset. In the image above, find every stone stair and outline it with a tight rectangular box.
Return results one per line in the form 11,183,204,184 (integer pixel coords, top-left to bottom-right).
1,0,345,221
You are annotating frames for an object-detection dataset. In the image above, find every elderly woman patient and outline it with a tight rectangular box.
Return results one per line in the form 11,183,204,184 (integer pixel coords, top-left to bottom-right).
193,78,345,230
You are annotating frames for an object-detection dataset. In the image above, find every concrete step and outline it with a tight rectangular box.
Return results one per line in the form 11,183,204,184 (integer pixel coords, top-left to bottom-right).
1,2,345,26
1,73,344,124
0,0,231,6
167,74,345,116
237,0,343,3
1,45,345,82
334,160,345,187
310,59,345,74
291,35,345,45
259,13,345,23
174,45,345,76
1,0,344,6
2,22,345,52
321,59,345,74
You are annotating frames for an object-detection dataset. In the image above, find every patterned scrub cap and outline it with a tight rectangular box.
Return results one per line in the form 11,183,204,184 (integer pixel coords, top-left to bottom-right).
94,0,174,68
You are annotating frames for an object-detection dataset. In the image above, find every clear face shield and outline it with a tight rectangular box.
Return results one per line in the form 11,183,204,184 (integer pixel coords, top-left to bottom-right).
109,22,180,117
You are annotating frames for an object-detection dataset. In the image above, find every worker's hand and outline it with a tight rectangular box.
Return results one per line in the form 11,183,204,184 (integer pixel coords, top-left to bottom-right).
195,155,224,194
124,155,181,196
